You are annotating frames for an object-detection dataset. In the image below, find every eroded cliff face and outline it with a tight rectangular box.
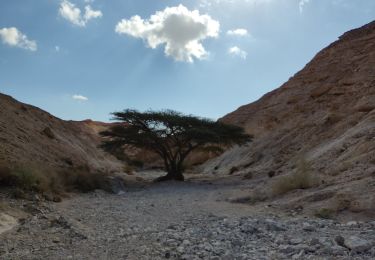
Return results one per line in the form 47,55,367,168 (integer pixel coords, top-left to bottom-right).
203,21,375,216
0,94,122,173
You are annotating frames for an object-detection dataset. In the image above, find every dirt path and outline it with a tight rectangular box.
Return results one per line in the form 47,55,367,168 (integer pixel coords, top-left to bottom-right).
0,175,374,259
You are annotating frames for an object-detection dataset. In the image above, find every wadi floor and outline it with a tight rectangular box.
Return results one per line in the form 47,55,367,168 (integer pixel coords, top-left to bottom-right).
0,173,374,259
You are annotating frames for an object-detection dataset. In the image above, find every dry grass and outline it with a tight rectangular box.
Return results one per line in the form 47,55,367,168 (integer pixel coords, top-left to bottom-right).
313,192,367,219
60,170,110,193
0,164,112,197
314,208,335,219
272,159,318,196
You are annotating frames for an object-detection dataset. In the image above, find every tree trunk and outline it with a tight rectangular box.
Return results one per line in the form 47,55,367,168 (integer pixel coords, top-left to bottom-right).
154,170,185,182
154,157,185,182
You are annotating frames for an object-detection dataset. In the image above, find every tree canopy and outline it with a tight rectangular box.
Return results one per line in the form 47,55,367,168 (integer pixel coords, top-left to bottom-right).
100,109,252,181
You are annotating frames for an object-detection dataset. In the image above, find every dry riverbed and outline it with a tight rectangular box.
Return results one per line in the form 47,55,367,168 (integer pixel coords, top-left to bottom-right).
0,173,375,259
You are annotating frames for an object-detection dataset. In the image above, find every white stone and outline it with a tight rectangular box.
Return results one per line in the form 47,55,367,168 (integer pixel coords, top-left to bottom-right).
344,236,372,252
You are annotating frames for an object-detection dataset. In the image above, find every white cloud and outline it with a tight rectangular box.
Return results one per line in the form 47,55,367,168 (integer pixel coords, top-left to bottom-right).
72,94,88,101
59,0,102,27
59,1,84,26
115,4,220,63
55,46,60,52
0,27,37,51
228,46,247,59
299,0,310,13
227,28,248,36
84,5,102,21
199,0,276,9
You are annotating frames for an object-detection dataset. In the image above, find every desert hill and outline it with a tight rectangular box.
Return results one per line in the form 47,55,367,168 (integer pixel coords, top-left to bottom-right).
0,94,121,174
203,21,375,217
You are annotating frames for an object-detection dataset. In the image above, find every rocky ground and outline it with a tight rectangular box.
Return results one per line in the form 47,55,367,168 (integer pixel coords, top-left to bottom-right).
0,174,374,260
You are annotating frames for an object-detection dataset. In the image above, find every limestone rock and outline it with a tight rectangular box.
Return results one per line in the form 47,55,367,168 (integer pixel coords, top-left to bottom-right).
344,236,373,252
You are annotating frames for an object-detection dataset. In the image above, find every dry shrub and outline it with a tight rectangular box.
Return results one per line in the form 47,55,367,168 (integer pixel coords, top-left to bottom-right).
332,193,367,213
59,170,109,193
0,164,111,196
333,193,353,211
0,166,53,193
272,159,318,196
12,167,47,192
314,193,366,218
314,208,335,219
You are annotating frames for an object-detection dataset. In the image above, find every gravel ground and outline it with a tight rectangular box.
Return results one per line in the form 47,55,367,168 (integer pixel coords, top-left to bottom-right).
0,175,375,259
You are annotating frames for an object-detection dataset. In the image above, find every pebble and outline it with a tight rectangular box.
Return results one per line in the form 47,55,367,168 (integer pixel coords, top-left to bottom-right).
1,190,375,260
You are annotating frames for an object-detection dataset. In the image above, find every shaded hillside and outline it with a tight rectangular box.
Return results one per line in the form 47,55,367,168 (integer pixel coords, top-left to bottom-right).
0,94,121,173
203,21,375,217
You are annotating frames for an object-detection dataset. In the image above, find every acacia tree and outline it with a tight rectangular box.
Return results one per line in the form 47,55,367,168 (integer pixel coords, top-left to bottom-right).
100,109,252,182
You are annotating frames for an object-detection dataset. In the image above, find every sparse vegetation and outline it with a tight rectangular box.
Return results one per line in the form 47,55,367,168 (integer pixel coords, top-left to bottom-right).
0,164,114,198
272,159,317,196
334,193,353,212
314,208,335,219
101,109,251,181
11,167,48,192
60,170,110,193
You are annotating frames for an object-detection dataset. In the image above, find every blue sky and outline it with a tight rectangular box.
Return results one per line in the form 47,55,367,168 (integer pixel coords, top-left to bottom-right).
0,0,374,121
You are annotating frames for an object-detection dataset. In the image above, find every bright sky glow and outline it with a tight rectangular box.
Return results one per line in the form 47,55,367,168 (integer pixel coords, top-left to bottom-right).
0,0,374,121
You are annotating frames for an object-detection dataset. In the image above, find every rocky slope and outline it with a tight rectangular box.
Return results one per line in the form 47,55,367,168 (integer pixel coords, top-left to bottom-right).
203,21,375,217
0,94,121,174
